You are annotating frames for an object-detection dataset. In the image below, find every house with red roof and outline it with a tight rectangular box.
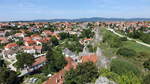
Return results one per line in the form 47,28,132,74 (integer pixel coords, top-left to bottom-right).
24,40,36,46
42,30,53,37
23,37,32,41
28,56,47,72
43,53,98,84
80,54,98,63
22,46,42,54
0,37,8,44
22,46,35,54
15,33,25,38
0,31,5,37
31,34,42,41
4,43,18,50
43,57,77,84
34,46,42,53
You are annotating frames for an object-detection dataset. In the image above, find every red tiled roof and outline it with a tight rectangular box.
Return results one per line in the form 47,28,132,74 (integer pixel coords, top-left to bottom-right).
5,43,18,49
23,37,32,41
31,34,41,38
42,30,53,35
22,46,34,50
32,56,47,66
25,40,35,45
15,33,23,37
34,46,42,50
41,37,51,43
84,38,93,41
81,54,98,63
22,46,42,50
0,37,7,41
44,57,77,84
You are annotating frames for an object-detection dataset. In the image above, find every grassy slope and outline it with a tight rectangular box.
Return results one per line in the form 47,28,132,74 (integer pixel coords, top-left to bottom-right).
99,27,150,75
123,41,150,54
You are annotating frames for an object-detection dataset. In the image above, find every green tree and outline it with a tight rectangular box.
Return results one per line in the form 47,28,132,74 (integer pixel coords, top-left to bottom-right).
15,52,34,69
42,42,52,52
128,30,142,39
59,32,70,40
64,41,83,53
103,31,122,48
64,62,99,84
0,59,5,67
51,36,59,46
110,37,123,48
140,33,150,44
16,41,23,46
0,68,18,84
80,29,94,38
43,48,67,74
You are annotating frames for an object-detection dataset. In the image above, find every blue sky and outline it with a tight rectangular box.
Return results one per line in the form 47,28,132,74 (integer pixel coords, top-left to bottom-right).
0,0,150,21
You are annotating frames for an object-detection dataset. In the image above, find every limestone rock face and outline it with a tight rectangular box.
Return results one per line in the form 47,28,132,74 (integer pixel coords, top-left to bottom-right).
95,76,116,84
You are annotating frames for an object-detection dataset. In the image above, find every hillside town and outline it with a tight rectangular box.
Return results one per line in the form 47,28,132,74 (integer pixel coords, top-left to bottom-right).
0,21,150,84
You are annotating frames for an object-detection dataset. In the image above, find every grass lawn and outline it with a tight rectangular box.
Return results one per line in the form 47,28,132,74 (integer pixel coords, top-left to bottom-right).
123,40,150,54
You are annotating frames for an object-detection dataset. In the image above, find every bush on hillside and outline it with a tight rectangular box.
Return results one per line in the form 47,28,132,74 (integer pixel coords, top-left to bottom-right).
143,59,150,70
99,69,141,84
110,59,140,76
143,74,150,84
116,47,137,57
140,34,150,44
116,72,141,84
119,37,127,41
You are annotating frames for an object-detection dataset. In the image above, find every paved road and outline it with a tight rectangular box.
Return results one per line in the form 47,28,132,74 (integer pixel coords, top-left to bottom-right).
8,60,17,71
107,27,150,48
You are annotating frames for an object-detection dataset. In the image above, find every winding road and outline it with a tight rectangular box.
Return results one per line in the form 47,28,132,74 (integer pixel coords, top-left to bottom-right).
107,27,150,48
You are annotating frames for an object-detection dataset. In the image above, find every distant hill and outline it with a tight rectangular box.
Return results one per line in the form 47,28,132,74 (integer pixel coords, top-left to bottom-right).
4,17,150,22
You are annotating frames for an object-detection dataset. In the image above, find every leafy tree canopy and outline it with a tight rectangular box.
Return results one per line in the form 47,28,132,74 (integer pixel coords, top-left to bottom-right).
15,52,34,69
0,68,18,84
0,58,5,68
43,48,67,74
64,62,99,84
51,36,59,46
80,29,94,38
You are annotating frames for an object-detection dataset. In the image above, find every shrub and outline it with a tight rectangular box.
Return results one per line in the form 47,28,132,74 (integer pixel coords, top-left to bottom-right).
119,37,127,41
140,33,150,44
99,69,141,84
143,59,150,70
116,47,137,57
136,52,149,61
143,74,150,84
110,59,140,76
99,68,119,81
116,72,141,84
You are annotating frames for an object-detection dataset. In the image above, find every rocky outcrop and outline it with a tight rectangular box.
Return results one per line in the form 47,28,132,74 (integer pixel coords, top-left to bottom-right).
95,76,116,84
